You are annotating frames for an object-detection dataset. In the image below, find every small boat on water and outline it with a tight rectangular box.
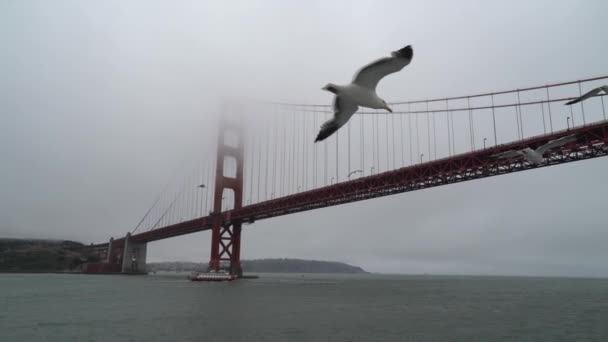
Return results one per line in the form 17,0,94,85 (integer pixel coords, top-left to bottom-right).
189,270,237,282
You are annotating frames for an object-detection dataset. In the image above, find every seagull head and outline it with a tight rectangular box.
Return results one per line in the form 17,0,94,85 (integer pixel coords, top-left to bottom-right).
322,83,339,94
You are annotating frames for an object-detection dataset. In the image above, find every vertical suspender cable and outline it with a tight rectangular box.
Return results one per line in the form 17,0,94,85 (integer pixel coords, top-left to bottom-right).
313,110,317,188
360,114,364,174
203,164,208,214
541,100,547,134
577,81,586,125
385,111,389,171
295,109,300,192
272,107,278,197
265,116,270,200
601,94,606,120
376,110,380,172
249,129,254,203
514,102,521,140
196,167,201,216
400,112,404,166
324,112,328,185
491,94,497,145
302,110,307,190
517,90,524,139
408,105,413,165
391,111,396,169
348,119,351,177
372,111,376,171
470,97,476,150
426,102,431,158
257,133,261,202
450,101,456,155
189,172,195,219
415,111,420,163
282,109,287,196
336,124,339,183
305,111,309,189
446,102,451,156
291,110,296,193
432,108,437,160
546,87,554,133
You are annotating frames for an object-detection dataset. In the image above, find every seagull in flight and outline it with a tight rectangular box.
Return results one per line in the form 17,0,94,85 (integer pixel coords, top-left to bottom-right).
565,85,608,105
315,45,414,142
492,134,577,165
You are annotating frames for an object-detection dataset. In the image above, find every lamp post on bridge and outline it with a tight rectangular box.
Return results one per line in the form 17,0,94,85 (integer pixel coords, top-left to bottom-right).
420,153,424,164
483,137,487,150
567,116,571,131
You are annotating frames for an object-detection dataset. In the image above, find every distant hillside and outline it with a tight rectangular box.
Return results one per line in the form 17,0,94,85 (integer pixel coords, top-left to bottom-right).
0,238,100,272
0,238,367,274
148,258,367,274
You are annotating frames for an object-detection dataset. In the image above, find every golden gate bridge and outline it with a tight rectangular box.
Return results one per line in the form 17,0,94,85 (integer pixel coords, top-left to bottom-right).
86,75,608,276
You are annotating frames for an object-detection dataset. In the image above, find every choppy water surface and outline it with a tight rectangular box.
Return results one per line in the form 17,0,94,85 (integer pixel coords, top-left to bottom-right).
1,273,607,341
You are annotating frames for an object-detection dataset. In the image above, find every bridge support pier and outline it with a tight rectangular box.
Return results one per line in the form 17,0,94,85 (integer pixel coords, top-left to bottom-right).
83,237,123,273
121,233,147,274
106,237,113,263
209,220,243,276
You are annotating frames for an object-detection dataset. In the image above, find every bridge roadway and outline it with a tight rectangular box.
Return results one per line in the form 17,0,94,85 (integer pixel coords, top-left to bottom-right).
96,119,608,248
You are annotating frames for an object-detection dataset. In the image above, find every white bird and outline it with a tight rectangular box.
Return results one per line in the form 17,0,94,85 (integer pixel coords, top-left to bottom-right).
492,134,577,165
565,85,608,105
315,45,414,142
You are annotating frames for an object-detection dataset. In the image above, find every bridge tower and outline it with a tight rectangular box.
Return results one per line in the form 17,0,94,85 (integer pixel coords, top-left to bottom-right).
208,120,244,276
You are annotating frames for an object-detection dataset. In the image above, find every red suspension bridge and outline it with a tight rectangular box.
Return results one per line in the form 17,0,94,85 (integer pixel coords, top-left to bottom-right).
86,75,608,276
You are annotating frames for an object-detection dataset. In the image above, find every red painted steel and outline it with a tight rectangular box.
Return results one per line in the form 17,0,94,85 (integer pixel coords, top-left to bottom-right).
208,121,244,275
94,119,608,249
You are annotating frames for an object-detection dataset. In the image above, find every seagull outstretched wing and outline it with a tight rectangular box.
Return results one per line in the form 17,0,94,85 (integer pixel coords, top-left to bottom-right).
351,45,414,91
536,134,577,155
565,85,608,105
315,96,358,142
492,150,524,160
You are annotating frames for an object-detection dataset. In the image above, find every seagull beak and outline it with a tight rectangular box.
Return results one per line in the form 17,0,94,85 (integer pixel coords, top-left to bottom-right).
385,105,393,113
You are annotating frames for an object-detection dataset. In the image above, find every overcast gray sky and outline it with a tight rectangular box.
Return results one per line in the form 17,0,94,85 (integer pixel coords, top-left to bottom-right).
2,0,607,277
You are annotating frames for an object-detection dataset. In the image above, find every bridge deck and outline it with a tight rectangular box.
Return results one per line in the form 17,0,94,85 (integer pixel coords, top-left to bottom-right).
98,120,608,247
